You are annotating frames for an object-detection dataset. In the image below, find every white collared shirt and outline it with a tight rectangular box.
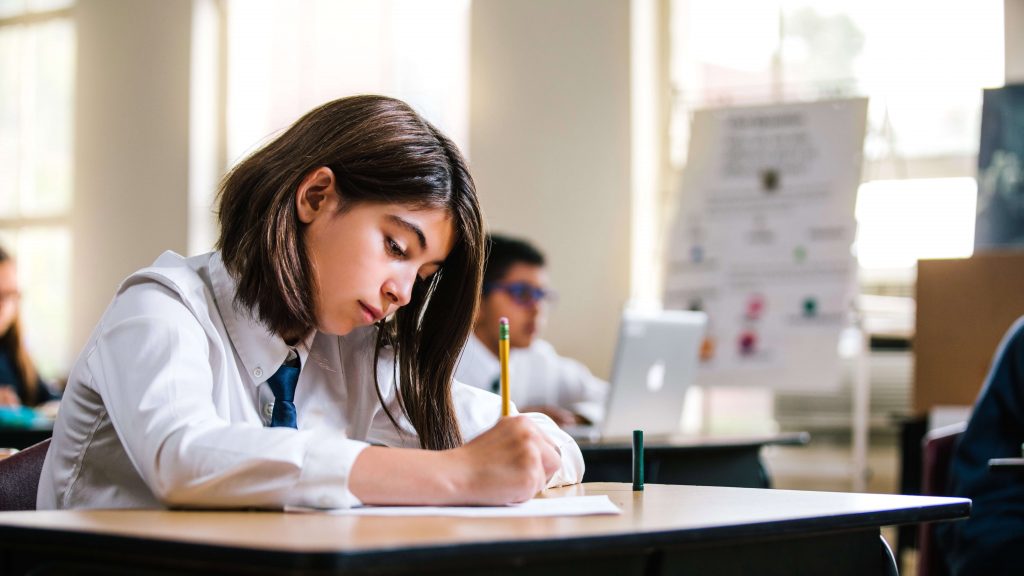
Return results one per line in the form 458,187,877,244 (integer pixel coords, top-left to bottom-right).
37,251,583,510
455,334,609,425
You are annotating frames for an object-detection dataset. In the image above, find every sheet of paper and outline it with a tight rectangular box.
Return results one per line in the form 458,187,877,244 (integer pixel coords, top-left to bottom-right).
287,495,621,517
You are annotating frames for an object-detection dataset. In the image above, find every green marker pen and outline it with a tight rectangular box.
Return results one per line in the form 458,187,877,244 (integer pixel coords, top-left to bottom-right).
633,429,644,491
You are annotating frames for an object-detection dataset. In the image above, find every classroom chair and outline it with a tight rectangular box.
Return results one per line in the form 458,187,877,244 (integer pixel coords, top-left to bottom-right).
917,422,966,576
0,438,50,511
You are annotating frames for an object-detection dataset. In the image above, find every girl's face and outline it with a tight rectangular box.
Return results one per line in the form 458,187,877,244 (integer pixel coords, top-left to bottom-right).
297,168,455,337
0,261,18,335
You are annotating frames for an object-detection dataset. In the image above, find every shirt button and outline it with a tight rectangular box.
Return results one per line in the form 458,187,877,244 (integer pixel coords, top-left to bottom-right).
253,367,264,378
263,403,273,418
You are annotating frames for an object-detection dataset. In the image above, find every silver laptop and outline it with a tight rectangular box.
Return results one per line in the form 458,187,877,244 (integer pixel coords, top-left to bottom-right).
569,308,707,441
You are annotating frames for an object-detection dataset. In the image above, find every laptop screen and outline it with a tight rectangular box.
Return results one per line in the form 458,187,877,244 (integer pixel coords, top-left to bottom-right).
600,309,707,439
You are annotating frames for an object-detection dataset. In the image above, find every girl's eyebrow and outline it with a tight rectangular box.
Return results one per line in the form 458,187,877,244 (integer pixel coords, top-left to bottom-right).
386,214,446,267
386,215,426,250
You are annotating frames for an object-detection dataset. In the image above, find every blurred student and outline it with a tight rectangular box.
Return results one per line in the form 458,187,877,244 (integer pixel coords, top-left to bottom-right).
0,246,58,407
938,316,1024,575
38,96,582,511
456,235,608,427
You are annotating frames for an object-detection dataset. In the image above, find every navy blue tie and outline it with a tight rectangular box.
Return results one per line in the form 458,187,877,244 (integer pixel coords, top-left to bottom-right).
267,357,300,429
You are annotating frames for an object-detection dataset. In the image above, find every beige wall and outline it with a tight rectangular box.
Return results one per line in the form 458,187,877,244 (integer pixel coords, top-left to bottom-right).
1008,0,1024,82
469,0,632,378
72,0,193,352
68,0,633,376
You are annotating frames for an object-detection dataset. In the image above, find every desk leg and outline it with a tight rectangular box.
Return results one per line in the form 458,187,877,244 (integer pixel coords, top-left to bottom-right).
881,533,899,576
895,414,927,574
757,457,771,488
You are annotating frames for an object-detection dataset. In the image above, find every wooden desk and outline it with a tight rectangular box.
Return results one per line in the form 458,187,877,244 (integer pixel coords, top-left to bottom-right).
0,422,53,450
580,432,809,488
0,482,968,575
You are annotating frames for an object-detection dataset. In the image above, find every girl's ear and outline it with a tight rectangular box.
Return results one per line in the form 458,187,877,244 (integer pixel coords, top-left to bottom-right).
296,166,339,224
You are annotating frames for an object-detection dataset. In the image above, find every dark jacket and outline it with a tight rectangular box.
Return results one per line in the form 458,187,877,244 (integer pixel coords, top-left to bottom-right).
938,316,1024,575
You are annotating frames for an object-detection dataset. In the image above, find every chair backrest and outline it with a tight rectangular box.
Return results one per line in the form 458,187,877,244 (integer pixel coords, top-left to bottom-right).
0,438,51,511
917,422,966,576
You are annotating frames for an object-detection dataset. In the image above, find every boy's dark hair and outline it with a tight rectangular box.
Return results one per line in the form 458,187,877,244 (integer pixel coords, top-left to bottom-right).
217,95,483,451
483,234,546,288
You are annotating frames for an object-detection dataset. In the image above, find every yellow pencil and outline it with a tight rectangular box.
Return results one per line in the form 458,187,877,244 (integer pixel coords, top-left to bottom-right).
499,317,511,416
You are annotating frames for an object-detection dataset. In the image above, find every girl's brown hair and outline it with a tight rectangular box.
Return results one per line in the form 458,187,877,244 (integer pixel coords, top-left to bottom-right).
217,95,483,450
0,247,40,405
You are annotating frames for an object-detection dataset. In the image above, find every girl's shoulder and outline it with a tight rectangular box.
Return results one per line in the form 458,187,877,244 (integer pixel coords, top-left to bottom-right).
117,251,214,299
103,251,220,332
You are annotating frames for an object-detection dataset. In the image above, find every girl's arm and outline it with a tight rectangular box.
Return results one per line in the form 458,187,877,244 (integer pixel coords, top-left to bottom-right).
90,283,369,510
360,381,585,505
349,415,562,505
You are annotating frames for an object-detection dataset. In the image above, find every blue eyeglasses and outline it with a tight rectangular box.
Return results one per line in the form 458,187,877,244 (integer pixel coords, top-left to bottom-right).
483,282,557,306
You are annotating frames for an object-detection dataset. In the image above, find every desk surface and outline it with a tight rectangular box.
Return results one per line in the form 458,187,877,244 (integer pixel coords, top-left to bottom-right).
0,420,54,450
577,431,810,451
0,483,968,567
578,432,809,487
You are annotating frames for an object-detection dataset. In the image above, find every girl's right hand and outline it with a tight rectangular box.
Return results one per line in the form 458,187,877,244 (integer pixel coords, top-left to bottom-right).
447,415,562,505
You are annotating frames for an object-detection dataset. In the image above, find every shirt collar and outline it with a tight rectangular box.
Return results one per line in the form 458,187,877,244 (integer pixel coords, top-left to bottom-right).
209,252,314,386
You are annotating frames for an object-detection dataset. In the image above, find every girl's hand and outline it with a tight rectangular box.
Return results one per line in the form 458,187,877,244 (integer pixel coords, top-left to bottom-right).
348,416,563,507
448,415,561,505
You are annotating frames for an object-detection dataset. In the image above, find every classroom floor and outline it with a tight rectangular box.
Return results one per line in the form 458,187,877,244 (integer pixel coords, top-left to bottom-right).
764,429,900,494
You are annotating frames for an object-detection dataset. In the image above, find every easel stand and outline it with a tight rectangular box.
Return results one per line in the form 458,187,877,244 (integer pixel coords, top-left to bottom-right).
851,311,871,492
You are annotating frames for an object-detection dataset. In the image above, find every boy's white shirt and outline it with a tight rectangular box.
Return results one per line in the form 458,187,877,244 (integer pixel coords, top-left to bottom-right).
455,333,608,426
37,251,583,511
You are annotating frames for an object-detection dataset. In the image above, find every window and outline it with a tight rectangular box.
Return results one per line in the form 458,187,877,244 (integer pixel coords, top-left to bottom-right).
225,0,470,165
855,177,977,273
0,0,75,378
669,0,1003,290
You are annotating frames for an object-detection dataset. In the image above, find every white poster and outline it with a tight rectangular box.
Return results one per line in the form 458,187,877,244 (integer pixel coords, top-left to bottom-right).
664,98,868,391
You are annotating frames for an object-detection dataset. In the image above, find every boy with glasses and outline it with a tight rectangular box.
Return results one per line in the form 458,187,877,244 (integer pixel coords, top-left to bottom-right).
455,235,607,426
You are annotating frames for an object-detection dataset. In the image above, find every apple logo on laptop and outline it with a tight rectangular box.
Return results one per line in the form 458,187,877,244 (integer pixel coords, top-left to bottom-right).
646,360,666,392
